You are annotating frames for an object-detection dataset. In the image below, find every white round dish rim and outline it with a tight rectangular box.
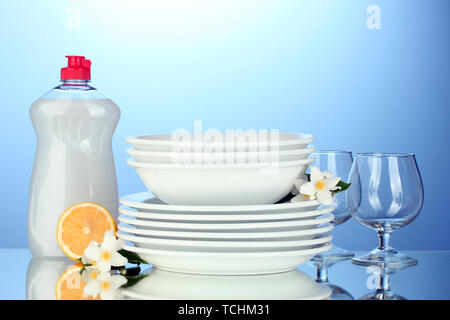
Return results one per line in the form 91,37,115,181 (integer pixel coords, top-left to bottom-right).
117,223,334,239
126,146,316,158
118,204,325,221
126,132,315,147
122,243,332,257
128,157,314,169
118,210,335,230
118,232,333,248
120,192,321,212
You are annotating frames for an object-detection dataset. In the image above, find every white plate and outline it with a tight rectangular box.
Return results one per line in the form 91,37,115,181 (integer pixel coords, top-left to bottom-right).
128,158,314,205
126,147,316,164
118,204,329,222
122,243,332,275
120,192,321,213
118,231,333,249
118,210,335,231
117,223,334,240
122,269,331,300
126,132,315,152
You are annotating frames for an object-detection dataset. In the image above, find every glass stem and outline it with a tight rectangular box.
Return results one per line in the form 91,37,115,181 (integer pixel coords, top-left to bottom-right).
379,273,391,292
377,231,392,251
316,265,328,283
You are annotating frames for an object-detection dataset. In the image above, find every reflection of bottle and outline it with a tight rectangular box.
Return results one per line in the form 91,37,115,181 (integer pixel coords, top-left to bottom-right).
28,56,120,257
26,258,73,300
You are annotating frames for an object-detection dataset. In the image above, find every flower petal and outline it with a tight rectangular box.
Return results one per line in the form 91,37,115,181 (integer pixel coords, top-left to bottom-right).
114,238,126,251
290,194,307,203
293,179,307,191
110,275,127,289
326,177,341,190
101,230,117,252
97,260,112,273
84,243,101,262
322,170,334,179
97,272,112,282
316,190,334,206
309,166,323,183
84,280,100,298
110,251,128,267
100,290,116,300
300,182,317,196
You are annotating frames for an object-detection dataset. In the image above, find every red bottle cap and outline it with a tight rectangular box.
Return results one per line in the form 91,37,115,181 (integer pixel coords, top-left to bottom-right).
60,55,91,80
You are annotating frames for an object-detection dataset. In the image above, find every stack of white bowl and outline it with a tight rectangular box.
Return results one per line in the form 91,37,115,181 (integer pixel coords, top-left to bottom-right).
119,132,334,275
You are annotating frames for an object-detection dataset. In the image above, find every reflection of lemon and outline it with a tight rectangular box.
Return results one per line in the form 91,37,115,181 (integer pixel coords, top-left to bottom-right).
55,265,100,300
56,202,116,261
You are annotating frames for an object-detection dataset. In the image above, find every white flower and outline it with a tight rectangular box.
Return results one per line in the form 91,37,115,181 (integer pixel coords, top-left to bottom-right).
295,166,341,205
83,230,128,272
83,271,127,300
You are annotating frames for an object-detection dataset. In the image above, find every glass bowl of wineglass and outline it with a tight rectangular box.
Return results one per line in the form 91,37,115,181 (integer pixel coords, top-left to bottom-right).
309,150,355,273
347,153,424,267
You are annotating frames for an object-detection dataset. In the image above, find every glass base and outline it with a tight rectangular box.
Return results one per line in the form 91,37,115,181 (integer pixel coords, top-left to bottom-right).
325,283,354,300
358,290,406,300
311,245,355,267
352,247,418,268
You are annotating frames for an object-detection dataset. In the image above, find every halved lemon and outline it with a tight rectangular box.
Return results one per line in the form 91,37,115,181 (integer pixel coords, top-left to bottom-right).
56,202,116,261
55,264,101,300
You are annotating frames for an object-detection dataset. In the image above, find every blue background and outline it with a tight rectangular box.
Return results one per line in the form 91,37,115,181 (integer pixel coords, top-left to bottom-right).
0,0,449,250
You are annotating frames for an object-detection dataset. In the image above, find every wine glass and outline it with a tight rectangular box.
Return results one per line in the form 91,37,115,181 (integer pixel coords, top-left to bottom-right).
310,258,354,300
347,153,424,267
309,151,354,271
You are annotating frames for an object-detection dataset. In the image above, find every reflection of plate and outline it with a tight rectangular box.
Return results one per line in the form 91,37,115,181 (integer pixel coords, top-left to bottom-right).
122,268,331,300
123,243,332,275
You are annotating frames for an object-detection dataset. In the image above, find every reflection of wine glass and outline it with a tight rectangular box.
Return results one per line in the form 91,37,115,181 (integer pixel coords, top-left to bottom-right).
358,264,411,300
310,259,354,300
310,151,354,268
347,153,424,267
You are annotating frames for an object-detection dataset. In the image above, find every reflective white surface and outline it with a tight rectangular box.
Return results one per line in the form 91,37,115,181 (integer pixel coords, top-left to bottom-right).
1,249,448,300
122,268,331,300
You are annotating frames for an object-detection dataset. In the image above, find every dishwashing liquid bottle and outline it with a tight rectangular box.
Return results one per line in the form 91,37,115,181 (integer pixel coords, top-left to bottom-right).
28,56,120,257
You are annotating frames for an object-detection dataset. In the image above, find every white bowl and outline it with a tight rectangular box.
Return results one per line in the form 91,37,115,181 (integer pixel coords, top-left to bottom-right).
127,132,315,152
120,192,321,214
117,223,334,240
122,243,332,275
126,147,316,164
128,158,315,205
122,268,331,300
118,231,332,250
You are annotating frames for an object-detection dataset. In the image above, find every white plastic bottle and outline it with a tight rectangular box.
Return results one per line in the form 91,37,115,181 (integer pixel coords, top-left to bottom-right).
28,56,120,257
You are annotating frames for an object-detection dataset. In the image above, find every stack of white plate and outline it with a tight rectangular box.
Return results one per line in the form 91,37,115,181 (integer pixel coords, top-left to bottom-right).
118,193,334,275
120,132,333,276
